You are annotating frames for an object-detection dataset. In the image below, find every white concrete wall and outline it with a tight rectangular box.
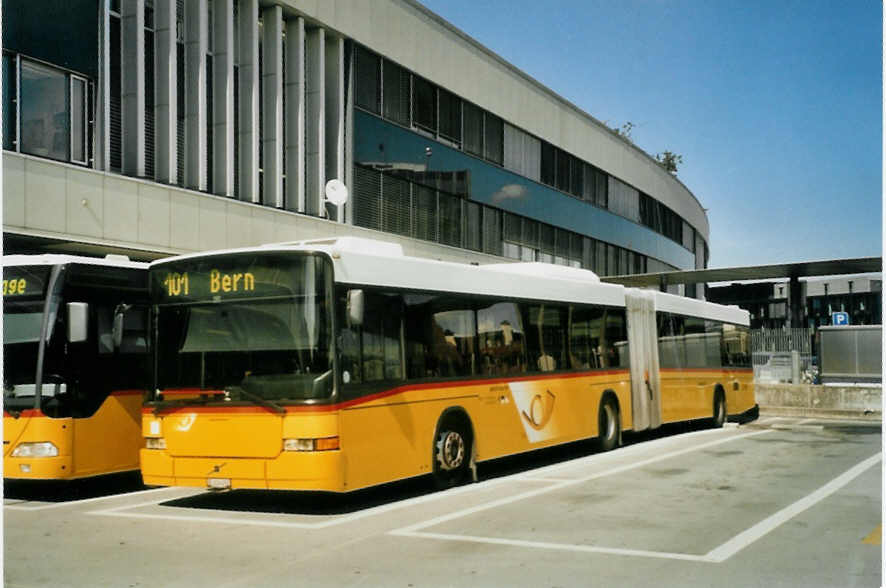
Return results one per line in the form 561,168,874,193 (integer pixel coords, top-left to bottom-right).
279,0,709,240
3,153,507,264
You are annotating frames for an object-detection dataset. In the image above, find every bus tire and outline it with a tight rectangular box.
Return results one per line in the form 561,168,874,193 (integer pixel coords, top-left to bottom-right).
598,396,621,452
432,412,473,489
712,389,727,428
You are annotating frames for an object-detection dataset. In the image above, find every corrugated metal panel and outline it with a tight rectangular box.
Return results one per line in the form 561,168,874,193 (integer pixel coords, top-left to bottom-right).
353,165,381,230
413,184,437,242
381,173,411,237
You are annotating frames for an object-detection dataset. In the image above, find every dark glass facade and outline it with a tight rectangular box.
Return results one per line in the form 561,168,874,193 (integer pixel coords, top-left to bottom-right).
350,43,704,274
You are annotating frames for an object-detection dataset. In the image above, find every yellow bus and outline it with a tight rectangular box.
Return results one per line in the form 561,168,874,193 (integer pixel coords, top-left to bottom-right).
141,237,755,492
4,255,149,480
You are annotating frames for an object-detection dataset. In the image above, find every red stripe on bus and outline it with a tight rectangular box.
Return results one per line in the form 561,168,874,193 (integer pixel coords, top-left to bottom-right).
3,409,45,419
110,389,146,397
145,369,631,416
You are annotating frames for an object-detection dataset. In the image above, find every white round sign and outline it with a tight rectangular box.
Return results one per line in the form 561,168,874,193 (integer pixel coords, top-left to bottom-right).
325,179,349,206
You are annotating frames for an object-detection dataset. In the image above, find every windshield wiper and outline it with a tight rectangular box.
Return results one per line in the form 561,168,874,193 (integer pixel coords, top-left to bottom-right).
226,385,287,415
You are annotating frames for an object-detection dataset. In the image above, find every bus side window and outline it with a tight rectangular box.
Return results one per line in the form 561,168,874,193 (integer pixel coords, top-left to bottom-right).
522,304,567,373
605,309,629,369
477,302,524,376
405,294,477,379
338,290,403,394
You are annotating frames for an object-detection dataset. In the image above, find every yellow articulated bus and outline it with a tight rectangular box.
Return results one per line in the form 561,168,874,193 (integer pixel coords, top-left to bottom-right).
4,255,150,480
141,237,755,492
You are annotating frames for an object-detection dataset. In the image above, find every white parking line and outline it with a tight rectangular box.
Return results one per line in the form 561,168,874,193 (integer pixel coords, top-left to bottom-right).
391,430,772,537
704,452,882,562
392,434,880,565
87,427,744,529
89,473,524,529
397,531,711,562
4,486,188,511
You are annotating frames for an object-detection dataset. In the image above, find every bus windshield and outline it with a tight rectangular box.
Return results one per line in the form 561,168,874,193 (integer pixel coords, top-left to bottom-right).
152,253,334,402
3,266,65,412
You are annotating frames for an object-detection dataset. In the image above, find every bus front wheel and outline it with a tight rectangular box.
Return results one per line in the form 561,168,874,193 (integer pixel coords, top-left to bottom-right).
432,415,473,488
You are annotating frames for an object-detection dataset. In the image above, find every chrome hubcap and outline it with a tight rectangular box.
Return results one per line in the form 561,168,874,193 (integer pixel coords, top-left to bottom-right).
436,431,465,471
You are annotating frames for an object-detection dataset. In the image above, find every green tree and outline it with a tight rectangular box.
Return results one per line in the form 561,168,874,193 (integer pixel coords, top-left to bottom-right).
655,150,683,174
611,121,635,142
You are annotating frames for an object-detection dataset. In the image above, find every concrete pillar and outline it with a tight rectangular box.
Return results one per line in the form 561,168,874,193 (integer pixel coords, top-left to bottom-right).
121,0,145,177
212,0,234,197
789,274,802,328
154,0,177,184
305,27,325,217
237,0,259,203
325,35,345,222
285,17,305,213
97,0,110,170
344,41,354,225
261,5,283,208
185,0,208,191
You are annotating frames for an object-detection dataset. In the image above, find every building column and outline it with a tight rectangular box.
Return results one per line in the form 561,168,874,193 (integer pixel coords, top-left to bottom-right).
121,0,145,177
185,0,208,190
285,17,305,213
325,35,345,222
261,5,283,208
237,0,259,202
212,0,234,197
344,42,354,225
789,274,803,328
97,0,110,170
154,0,177,184
305,27,325,217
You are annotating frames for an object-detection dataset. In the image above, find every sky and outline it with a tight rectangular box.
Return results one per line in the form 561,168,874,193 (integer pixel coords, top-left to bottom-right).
417,0,882,269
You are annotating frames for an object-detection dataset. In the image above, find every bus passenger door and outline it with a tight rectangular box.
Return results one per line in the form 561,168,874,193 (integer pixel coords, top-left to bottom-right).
625,291,661,431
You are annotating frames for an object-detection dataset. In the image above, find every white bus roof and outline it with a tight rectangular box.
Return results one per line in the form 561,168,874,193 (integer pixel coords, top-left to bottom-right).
149,237,749,324
654,290,749,326
150,237,626,308
3,254,149,271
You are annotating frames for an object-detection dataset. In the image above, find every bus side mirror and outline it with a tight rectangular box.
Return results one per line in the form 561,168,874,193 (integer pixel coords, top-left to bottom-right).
67,302,89,343
112,304,131,349
347,289,364,327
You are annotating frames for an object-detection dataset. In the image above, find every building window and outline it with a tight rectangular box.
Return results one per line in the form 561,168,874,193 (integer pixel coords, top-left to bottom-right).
354,45,381,115
412,75,437,134
438,88,461,144
540,140,555,186
382,60,410,127
3,53,18,151
463,101,483,157
15,59,91,166
483,112,502,165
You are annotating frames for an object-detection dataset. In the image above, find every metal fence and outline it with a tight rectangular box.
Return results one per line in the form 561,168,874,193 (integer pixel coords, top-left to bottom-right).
751,328,815,383
750,328,813,354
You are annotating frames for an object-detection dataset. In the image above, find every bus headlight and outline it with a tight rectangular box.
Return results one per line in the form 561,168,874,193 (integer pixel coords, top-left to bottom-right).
283,437,339,452
145,438,167,450
11,442,59,457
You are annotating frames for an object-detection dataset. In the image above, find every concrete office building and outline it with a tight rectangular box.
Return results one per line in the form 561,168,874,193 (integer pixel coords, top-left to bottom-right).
3,0,710,292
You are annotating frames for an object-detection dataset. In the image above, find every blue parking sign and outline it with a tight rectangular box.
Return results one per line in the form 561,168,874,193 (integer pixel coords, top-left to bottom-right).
832,311,850,326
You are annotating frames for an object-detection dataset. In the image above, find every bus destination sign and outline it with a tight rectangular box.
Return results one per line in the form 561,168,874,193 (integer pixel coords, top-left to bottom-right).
151,254,323,303
3,267,48,297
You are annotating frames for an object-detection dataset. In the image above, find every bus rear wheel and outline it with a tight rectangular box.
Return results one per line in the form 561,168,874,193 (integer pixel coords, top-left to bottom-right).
432,417,472,489
598,397,620,452
712,392,727,428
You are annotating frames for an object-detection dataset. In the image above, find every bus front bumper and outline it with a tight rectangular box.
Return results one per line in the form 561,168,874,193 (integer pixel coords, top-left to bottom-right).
4,455,74,480
140,449,347,492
